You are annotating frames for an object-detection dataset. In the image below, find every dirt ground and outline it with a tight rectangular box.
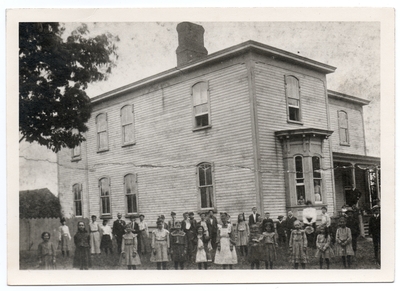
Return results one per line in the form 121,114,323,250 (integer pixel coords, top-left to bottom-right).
20,235,379,270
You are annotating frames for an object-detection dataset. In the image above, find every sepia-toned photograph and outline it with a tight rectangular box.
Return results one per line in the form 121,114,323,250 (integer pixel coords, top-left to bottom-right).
7,7,395,285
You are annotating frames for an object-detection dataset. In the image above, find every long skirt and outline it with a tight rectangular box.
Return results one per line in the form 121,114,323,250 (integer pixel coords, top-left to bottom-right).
150,241,170,262
335,243,354,256
263,244,276,262
170,244,187,262
315,247,335,259
291,243,309,264
100,234,113,250
73,247,91,269
237,230,249,246
214,237,237,265
138,230,149,254
60,235,70,251
120,244,141,266
39,255,55,270
248,243,263,263
90,232,101,254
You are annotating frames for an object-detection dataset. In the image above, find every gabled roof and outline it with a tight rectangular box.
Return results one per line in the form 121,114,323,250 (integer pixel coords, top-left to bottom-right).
328,90,370,106
92,40,337,105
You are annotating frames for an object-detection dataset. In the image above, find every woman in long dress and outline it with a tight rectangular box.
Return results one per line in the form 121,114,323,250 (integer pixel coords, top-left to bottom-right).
73,221,91,270
214,212,237,269
289,220,308,269
120,225,141,269
195,225,209,269
236,213,249,256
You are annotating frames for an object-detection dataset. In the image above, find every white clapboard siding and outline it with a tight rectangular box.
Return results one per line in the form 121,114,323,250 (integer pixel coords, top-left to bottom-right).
329,98,366,155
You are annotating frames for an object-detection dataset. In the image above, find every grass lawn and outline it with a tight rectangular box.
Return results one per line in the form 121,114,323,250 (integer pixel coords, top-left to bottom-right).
20,236,379,270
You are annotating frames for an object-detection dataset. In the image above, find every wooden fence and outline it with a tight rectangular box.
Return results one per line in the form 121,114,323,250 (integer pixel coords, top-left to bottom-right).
20,217,90,252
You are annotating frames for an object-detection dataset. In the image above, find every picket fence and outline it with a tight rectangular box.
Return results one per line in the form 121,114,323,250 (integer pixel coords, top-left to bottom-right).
19,217,90,252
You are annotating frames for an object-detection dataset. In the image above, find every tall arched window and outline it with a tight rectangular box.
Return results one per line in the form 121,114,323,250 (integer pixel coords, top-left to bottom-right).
99,177,111,215
197,162,214,209
294,156,305,205
124,174,138,214
312,156,322,203
338,110,349,145
285,76,301,122
192,82,211,129
96,113,108,151
121,105,135,146
72,183,82,216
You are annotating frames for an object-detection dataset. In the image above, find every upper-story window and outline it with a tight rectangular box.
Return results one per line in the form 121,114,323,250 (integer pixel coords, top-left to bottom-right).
197,162,215,209
96,113,108,152
192,82,211,130
121,105,135,146
72,183,82,217
338,110,350,145
71,143,81,161
99,177,111,216
285,75,301,122
124,174,138,214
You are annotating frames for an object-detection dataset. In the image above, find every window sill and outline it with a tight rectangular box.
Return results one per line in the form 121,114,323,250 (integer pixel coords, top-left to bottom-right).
125,213,139,218
287,120,303,125
71,157,82,162
122,142,136,148
199,207,217,213
100,214,113,220
340,143,351,147
97,149,109,154
193,125,212,132
290,204,327,209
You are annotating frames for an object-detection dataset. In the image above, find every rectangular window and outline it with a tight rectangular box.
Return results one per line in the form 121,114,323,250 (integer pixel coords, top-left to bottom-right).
313,156,322,203
73,183,82,216
192,82,211,129
96,113,108,151
121,105,135,146
99,178,111,215
71,143,81,161
295,156,305,205
198,163,214,209
285,76,301,122
338,111,350,145
125,174,138,214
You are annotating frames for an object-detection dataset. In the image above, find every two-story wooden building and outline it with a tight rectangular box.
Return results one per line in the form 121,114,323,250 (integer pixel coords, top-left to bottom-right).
57,22,380,226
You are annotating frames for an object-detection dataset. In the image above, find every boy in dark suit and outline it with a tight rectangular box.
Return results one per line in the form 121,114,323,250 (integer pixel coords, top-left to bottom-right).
112,213,126,253
284,211,297,245
276,215,286,246
249,207,260,227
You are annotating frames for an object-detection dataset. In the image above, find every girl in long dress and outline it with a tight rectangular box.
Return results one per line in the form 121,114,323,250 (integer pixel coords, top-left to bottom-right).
236,213,249,256
214,212,237,269
289,220,308,269
195,225,209,269
335,217,354,268
262,222,277,269
247,224,264,269
37,232,56,270
58,218,71,257
150,219,170,270
315,226,334,269
120,225,141,269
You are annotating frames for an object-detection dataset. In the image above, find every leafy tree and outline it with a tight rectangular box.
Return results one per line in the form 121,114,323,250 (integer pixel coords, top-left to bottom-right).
19,22,119,152
19,188,61,219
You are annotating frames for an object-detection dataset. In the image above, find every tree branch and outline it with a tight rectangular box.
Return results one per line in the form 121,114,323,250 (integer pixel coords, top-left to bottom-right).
19,134,26,143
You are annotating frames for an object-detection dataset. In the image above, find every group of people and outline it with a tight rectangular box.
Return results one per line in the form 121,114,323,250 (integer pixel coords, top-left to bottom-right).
36,202,381,270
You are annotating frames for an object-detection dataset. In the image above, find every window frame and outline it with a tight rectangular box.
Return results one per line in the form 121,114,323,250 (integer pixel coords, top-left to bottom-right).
312,155,323,204
191,81,212,131
72,183,83,217
96,113,109,153
98,177,112,218
294,155,306,205
120,104,136,147
284,75,302,124
124,173,138,215
338,110,350,146
196,162,216,211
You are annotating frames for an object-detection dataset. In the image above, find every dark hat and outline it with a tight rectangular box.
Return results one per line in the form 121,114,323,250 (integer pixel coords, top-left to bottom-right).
91,215,97,218
278,215,284,219
183,212,189,215
188,212,194,216
372,205,380,211
170,211,176,216
160,215,165,219
139,214,145,218
321,206,327,211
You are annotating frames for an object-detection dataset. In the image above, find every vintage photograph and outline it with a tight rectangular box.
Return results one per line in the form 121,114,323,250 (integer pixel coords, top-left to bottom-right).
8,8,394,285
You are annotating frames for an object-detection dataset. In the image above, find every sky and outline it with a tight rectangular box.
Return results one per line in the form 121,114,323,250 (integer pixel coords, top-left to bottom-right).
19,21,381,194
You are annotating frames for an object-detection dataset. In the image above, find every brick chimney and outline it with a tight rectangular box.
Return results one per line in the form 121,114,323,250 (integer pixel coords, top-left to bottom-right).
176,22,208,67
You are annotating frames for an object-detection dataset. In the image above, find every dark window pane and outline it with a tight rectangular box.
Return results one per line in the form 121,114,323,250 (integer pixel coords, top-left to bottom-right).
295,156,303,179
200,187,207,208
205,165,212,185
289,107,300,121
296,185,305,205
195,114,209,127
199,167,206,186
313,156,321,178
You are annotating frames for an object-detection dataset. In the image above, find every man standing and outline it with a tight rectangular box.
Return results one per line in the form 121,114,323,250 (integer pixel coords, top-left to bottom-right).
262,212,275,232
181,212,196,262
112,213,126,254
206,210,218,251
248,207,260,227
89,215,101,255
168,211,177,230
284,210,297,244
369,205,381,265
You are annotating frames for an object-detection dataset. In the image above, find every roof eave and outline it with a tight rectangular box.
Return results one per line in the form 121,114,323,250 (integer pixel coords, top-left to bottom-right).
328,90,370,106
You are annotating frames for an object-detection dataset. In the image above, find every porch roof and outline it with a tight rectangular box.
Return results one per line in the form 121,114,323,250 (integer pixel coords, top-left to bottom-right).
333,152,380,165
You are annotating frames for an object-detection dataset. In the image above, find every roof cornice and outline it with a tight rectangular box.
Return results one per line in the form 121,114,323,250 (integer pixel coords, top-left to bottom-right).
92,40,336,105
328,90,370,106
